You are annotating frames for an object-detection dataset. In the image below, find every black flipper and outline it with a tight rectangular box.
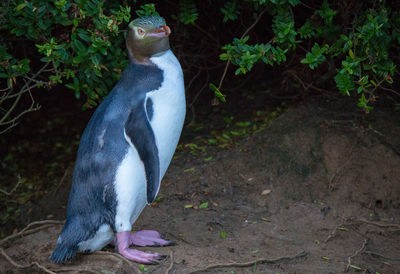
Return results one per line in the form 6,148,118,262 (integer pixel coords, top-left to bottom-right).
124,100,160,204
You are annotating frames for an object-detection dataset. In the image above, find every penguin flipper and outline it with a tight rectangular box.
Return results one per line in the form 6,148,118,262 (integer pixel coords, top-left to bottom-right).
124,102,160,204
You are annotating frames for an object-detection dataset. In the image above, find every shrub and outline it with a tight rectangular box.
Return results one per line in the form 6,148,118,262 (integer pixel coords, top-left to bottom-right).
213,0,399,112
0,0,155,133
1,0,399,134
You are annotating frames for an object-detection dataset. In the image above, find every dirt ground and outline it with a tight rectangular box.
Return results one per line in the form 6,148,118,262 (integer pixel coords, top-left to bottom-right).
1,102,400,273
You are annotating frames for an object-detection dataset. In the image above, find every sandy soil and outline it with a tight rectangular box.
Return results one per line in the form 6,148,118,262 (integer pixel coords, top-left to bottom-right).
1,103,400,273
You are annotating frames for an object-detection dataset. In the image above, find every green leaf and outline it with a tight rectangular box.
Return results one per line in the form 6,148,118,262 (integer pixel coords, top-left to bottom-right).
15,3,27,11
235,121,251,127
91,54,101,67
139,264,149,272
136,4,159,16
357,93,373,111
219,53,229,61
301,43,328,69
349,49,354,59
178,0,198,25
73,39,86,53
335,72,354,96
349,265,362,271
288,0,300,6
220,231,227,239
184,167,195,173
77,31,90,42
199,202,208,209
221,1,240,23
315,0,337,25
209,83,226,102
72,18,79,27
298,20,315,39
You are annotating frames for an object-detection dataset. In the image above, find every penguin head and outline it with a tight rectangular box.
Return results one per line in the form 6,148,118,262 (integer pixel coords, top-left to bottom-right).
127,15,171,64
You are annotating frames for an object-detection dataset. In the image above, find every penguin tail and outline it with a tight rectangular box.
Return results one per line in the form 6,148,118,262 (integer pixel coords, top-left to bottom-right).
50,218,86,263
50,242,77,263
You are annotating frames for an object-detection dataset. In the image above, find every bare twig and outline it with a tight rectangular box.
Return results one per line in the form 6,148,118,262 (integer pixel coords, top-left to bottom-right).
217,56,231,90
94,250,138,271
189,73,209,107
0,248,27,268
362,251,400,262
165,232,194,246
54,168,71,194
0,220,64,246
56,267,99,273
0,175,22,196
0,62,50,134
33,262,58,274
193,24,220,46
240,8,268,40
286,69,333,95
0,86,11,92
189,250,307,273
165,250,174,274
325,222,347,243
325,217,400,243
23,75,50,85
0,248,56,274
345,238,368,272
0,82,41,134
354,218,400,229
185,68,201,95
380,86,400,97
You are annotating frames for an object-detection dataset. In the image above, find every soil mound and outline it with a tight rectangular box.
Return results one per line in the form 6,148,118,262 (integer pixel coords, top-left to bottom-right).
1,103,399,273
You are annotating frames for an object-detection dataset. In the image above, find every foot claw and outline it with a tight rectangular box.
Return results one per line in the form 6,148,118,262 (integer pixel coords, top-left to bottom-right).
167,240,176,246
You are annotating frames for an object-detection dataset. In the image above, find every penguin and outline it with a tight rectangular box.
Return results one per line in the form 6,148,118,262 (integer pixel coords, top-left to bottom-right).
50,15,185,264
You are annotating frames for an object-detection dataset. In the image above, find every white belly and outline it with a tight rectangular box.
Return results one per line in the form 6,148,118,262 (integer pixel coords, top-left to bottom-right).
77,224,114,252
114,50,185,233
114,147,147,232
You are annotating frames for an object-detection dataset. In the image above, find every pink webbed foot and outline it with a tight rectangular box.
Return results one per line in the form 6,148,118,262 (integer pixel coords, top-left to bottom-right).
129,230,175,247
116,231,171,264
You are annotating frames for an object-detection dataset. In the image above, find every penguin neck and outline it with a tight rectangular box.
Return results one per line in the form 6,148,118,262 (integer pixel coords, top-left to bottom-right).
127,51,152,65
128,50,170,66
126,31,170,66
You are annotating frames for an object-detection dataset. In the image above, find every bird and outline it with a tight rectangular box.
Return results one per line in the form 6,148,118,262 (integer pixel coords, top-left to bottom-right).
50,15,185,264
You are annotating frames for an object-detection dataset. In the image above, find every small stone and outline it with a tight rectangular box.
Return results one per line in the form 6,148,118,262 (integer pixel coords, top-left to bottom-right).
261,189,271,195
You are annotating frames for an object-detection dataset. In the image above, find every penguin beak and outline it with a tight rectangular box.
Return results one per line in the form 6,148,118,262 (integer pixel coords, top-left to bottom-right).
149,25,171,37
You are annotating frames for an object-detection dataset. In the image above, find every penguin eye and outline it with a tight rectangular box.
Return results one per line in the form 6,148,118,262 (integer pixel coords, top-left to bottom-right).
137,28,145,36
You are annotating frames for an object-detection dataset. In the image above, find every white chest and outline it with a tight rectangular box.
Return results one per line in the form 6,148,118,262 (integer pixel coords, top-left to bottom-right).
148,50,186,176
